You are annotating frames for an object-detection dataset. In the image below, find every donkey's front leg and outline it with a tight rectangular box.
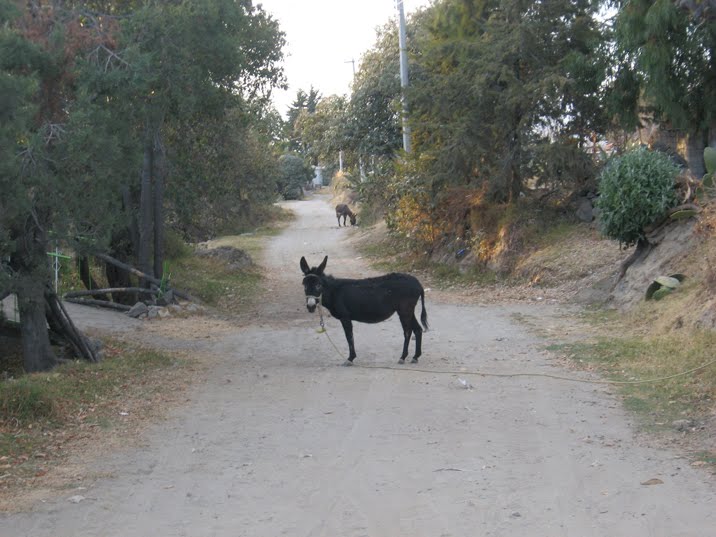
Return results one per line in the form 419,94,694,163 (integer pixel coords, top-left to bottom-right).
340,318,357,365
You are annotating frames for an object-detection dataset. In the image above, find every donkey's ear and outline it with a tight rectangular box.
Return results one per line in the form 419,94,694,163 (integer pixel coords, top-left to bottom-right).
317,255,328,275
300,256,310,274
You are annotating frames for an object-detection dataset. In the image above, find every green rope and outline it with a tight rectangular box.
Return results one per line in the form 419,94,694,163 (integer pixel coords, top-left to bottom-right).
315,315,716,386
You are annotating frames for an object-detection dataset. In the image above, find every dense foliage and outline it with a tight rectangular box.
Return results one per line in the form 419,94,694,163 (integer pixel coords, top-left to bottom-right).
608,0,716,152
596,147,680,246
1,0,286,371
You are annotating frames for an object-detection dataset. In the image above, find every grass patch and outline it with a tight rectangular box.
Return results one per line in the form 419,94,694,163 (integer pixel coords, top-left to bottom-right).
554,331,716,430
0,342,185,485
169,255,263,311
167,226,285,316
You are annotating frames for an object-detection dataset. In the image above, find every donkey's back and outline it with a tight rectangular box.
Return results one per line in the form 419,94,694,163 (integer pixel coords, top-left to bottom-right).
335,203,357,226
331,273,426,324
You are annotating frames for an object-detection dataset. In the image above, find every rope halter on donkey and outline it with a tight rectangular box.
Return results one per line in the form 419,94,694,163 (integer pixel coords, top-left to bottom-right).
302,273,325,330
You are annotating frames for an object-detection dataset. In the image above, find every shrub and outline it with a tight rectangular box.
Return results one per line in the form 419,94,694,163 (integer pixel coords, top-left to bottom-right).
596,147,680,247
164,228,192,259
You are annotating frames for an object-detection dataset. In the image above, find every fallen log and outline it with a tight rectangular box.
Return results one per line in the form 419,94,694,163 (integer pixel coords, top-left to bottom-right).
45,290,98,363
64,297,132,312
64,287,159,299
95,253,198,302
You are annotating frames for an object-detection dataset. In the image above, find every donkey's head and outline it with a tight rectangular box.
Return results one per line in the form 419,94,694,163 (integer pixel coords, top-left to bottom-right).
349,212,357,226
300,255,328,312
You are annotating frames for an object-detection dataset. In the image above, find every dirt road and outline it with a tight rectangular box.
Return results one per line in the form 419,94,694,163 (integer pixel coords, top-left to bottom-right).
3,195,715,536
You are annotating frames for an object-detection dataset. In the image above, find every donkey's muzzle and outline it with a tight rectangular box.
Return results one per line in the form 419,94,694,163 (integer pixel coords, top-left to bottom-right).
306,296,318,313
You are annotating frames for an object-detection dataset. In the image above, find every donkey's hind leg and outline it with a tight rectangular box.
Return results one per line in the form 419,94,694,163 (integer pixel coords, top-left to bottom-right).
410,314,423,363
398,314,412,364
340,318,357,365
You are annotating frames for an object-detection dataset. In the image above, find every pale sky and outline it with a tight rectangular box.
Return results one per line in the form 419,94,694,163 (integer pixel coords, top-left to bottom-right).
257,0,432,116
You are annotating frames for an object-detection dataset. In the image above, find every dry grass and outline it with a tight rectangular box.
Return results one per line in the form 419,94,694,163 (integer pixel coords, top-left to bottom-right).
0,342,194,500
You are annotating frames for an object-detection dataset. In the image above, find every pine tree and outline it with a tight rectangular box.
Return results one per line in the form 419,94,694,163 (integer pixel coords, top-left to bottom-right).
608,0,716,171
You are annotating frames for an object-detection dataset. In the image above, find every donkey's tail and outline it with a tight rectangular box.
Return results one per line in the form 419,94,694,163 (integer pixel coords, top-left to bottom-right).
420,290,429,331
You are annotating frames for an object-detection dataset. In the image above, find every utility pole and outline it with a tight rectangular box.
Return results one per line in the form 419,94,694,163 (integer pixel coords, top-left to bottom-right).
345,58,356,77
341,58,355,173
397,0,411,153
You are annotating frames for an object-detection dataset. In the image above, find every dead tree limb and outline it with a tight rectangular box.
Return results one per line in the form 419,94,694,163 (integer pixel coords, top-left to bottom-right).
55,294,98,363
64,297,132,312
45,290,98,363
95,253,198,302
64,287,158,299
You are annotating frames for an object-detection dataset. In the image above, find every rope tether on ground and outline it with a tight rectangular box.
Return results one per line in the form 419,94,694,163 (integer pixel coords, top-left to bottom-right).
315,305,716,386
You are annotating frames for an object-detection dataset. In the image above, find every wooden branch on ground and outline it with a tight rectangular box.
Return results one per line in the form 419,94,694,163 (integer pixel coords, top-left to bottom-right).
64,297,132,312
45,291,98,363
64,287,159,299
95,253,198,302
55,294,98,363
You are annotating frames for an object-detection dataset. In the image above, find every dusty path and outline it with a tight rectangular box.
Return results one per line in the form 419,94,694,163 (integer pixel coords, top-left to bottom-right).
2,195,715,537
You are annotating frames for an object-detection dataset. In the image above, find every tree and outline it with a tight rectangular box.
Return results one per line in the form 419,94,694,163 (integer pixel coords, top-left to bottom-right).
607,0,716,172
409,0,607,202
346,22,404,165
291,95,349,173
165,106,280,237
1,0,132,371
285,86,321,155
276,154,313,200
109,0,285,282
1,0,286,372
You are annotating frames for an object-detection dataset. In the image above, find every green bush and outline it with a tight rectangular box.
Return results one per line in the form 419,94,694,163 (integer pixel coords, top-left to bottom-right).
596,147,680,246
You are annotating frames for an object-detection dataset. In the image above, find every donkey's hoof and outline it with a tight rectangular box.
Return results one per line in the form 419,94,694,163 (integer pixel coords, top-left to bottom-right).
342,360,354,367
411,358,419,364
398,358,405,364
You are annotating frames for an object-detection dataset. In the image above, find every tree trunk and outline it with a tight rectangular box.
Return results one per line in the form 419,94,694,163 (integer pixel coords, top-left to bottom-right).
616,238,652,282
138,131,154,287
121,185,140,259
153,131,165,281
685,130,706,177
106,228,136,305
508,107,523,202
77,256,108,301
17,281,57,373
